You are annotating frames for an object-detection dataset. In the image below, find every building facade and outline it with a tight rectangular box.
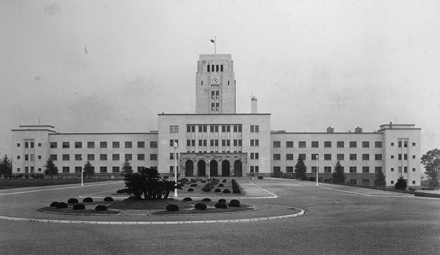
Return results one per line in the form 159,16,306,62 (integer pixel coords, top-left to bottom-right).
11,54,422,187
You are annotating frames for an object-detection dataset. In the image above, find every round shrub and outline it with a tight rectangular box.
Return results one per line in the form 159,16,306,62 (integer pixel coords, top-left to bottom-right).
104,197,113,202
50,202,59,207
218,199,226,203
218,184,224,187
258,176,264,179
230,199,240,204
214,188,221,193
194,203,207,210
183,197,192,201
187,188,194,192
67,198,79,204
202,198,211,202
72,204,85,210
215,202,227,209
223,189,231,193
56,202,68,209
95,205,108,211
166,204,179,212
83,197,93,202
229,201,241,207
190,184,198,187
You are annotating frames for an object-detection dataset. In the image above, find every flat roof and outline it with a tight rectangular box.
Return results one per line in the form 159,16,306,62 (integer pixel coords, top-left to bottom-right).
49,132,157,135
19,125,55,128
159,113,271,116
270,131,382,135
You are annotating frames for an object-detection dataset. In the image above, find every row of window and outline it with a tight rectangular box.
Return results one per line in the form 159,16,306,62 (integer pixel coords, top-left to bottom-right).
186,125,243,133
185,139,243,147
207,64,224,72
274,141,383,148
50,154,158,161
276,166,417,173
49,141,157,149
17,142,41,148
273,153,384,161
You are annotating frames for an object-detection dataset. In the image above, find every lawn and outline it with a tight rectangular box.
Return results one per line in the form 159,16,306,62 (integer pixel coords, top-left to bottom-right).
0,178,118,189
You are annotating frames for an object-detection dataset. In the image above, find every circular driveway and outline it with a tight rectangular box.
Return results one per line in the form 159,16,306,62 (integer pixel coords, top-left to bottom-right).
1,179,439,254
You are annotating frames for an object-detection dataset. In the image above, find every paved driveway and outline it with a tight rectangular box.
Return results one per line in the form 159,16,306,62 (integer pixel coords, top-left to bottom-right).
1,179,439,255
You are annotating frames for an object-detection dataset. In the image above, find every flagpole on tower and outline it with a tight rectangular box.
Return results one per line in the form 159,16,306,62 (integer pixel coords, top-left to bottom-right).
211,37,216,54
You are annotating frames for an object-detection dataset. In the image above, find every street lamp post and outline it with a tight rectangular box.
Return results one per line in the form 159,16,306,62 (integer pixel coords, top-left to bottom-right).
316,155,319,187
81,155,84,187
208,160,211,179
173,142,178,198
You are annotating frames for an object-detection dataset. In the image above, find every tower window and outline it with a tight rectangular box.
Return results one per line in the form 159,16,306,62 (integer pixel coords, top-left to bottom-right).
212,65,214,72
201,80,203,85
216,65,219,72
207,65,210,72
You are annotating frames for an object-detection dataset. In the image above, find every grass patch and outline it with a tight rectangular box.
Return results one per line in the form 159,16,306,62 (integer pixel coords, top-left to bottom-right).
0,179,118,189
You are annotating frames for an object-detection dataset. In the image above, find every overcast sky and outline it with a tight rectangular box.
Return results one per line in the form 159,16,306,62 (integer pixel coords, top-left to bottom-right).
1,0,439,158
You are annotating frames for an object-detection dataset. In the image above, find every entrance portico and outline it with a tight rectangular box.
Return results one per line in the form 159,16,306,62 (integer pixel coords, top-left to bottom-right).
180,152,247,177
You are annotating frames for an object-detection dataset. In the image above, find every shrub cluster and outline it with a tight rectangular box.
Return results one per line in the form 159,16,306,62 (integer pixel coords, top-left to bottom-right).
187,188,194,192
50,202,59,207
231,179,241,194
56,202,68,209
83,197,93,202
258,176,264,180
214,188,221,192
218,184,224,187
183,197,192,201
194,203,207,210
166,204,179,212
116,189,128,194
229,199,240,207
218,199,226,203
215,202,227,209
67,198,79,204
104,197,113,201
202,198,211,202
95,205,108,211
223,189,231,193
72,204,85,210
190,184,198,187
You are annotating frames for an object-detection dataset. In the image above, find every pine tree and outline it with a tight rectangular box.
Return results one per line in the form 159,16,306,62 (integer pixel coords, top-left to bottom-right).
44,158,58,179
395,176,407,190
374,169,386,188
0,155,12,176
331,161,346,184
122,159,133,174
83,161,94,179
294,156,307,179
421,149,440,190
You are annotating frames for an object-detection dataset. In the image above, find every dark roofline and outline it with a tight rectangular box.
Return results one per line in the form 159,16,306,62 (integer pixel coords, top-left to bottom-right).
378,128,421,131
270,132,382,135
19,125,55,128
49,132,158,136
158,113,271,116
12,129,56,133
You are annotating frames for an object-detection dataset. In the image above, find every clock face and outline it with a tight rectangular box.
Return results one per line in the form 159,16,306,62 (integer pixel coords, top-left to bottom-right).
211,76,219,84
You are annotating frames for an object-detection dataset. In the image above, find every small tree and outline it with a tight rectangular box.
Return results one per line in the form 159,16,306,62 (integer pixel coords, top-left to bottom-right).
331,161,346,184
122,159,133,174
294,156,307,179
374,169,386,188
44,158,58,179
421,149,440,190
83,161,94,179
395,176,407,190
0,155,12,176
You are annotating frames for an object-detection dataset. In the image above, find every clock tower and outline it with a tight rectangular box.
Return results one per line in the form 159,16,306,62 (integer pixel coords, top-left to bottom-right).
195,54,236,114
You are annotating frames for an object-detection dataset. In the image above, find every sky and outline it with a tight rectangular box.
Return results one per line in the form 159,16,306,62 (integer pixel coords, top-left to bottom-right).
1,0,439,159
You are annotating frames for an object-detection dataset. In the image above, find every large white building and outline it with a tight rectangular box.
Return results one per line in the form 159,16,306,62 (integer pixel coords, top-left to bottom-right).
11,54,422,187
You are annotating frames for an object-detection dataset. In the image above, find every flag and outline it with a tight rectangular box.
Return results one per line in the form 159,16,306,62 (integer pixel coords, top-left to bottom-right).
210,39,215,43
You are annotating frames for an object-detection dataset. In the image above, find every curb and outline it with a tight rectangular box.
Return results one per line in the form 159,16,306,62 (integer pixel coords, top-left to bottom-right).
0,209,305,225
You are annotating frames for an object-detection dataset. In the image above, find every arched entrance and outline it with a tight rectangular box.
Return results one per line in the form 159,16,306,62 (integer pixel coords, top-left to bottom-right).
222,160,230,176
234,160,242,177
197,160,206,177
185,160,194,177
210,160,218,177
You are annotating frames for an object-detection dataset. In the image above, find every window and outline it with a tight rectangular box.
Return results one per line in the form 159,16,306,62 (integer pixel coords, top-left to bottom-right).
234,140,238,146
362,141,369,148
337,154,344,160
87,142,94,148
286,154,294,160
25,142,28,148
404,167,408,173
250,139,259,146
273,166,281,173
391,155,395,159
113,142,120,148
404,154,408,160
30,142,34,148
113,154,120,161
375,167,382,173
187,140,191,147
404,141,408,147
299,141,306,148
100,154,107,161
254,153,259,159
50,154,57,161
412,155,416,159
62,142,69,149
135,141,144,148
375,154,382,160
150,141,157,148
170,139,179,147
17,156,20,160
398,154,402,160
324,141,331,148
412,180,416,185
75,142,82,148
215,140,219,146
312,154,319,160
38,143,41,147
324,166,332,173
375,141,382,148
391,180,395,184
170,125,179,133
25,155,29,160
286,166,294,172
170,153,179,160
75,167,81,173
362,154,370,160
412,142,416,146
362,166,369,173
150,154,157,160
412,168,416,172
17,143,20,147
337,141,344,148
391,168,394,172
100,142,107,148
112,166,120,173
125,141,132,148
312,141,319,148
350,141,357,148
75,154,82,161
87,154,94,161
273,154,281,160
273,141,281,148
349,166,357,173
324,154,331,160
100,166,107,173
311,166,318,173
125,154,132,161
187,125,191,132
62,167,70,173
38,155,41,159
349,154,357,160
138,154,145,160
286,141,294,148
199,140,202,146
62,154,70,161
